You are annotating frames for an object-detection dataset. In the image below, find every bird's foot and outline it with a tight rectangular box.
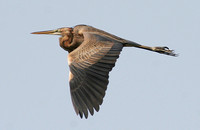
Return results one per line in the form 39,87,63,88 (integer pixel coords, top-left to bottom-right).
153,46,178,56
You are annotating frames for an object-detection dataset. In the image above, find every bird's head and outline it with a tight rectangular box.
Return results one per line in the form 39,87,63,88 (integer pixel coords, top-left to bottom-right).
31,27,83,52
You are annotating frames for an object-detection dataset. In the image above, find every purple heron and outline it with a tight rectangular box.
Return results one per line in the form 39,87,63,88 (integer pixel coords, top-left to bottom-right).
32,25,177,119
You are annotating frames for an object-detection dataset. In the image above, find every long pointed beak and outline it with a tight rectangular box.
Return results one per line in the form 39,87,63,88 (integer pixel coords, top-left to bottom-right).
31,29,61,35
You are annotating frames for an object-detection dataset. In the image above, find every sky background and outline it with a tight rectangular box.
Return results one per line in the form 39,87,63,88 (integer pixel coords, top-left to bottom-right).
0,0,200,130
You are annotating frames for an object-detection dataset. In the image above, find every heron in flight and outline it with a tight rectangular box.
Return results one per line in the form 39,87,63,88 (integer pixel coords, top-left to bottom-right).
32,25,177,119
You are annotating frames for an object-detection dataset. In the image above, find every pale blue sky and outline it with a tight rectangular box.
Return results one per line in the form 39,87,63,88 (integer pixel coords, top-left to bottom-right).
1,0,200,130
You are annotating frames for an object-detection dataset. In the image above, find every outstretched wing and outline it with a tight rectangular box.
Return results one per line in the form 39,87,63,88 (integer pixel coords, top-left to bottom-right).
68,32,123,118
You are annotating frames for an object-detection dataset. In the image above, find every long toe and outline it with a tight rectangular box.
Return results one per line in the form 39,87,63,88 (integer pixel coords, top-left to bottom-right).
154,46,178,56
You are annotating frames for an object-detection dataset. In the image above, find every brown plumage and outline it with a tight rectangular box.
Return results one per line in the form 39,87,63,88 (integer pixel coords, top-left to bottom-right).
31,24,177,119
